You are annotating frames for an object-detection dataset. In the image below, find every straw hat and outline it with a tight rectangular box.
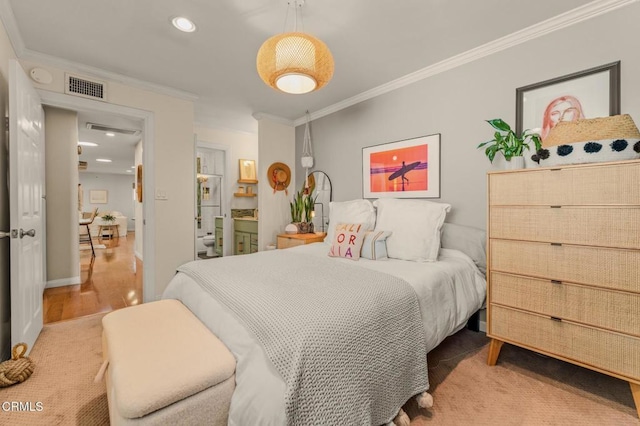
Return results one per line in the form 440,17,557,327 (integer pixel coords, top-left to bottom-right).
533,114,640,166
267,162,291,193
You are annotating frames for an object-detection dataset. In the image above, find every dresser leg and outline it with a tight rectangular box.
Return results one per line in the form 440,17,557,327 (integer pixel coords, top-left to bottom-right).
487,339,504,366
630,382,640,419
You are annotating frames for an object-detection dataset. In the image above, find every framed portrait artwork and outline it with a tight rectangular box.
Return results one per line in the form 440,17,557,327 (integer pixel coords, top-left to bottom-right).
516,61,620,141
362,134,440,199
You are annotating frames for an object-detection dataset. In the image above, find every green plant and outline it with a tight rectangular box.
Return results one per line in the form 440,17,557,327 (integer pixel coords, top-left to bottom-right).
304,193,317,223
290,191,305,223
101,213,116,223
477,118,542,162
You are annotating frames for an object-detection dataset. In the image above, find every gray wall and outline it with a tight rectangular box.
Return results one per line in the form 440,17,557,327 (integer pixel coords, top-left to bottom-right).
296,4,640,229
79,173,136,231
44,106,80,282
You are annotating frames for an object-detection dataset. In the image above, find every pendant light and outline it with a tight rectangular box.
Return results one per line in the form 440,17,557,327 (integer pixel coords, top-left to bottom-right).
256,1,334,94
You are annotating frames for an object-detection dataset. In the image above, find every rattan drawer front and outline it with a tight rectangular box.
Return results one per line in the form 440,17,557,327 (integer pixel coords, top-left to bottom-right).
490,272,640,336
490,206,640,249
490,305,640,381
489,162,640,206
490,239,640,293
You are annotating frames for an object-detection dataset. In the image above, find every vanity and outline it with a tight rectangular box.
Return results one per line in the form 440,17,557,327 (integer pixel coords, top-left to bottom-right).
234,218,258,255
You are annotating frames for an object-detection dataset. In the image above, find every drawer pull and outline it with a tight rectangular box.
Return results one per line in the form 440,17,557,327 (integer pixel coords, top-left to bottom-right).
550,242,562,246
550,205,562,209
551,280,562,285
550,316,562,322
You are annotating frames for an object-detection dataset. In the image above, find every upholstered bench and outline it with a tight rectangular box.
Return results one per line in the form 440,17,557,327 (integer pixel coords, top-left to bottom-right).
100,299,236,425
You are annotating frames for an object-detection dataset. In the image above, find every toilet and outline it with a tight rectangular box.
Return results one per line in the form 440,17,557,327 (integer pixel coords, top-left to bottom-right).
202,235,216,256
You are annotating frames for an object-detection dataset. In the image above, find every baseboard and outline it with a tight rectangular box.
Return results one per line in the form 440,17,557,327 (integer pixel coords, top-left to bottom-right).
134,250,143,261
46,276,81,289
479,320,487,333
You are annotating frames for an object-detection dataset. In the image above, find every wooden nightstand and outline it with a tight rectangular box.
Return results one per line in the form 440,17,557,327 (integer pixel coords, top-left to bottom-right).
277,232,326,249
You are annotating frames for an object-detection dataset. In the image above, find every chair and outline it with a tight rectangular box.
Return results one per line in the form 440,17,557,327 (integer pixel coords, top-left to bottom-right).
79,208,98,257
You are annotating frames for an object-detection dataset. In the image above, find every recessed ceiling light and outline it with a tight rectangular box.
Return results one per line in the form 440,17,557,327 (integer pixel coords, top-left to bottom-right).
131,166,136,169
78,141,98,147
96,158,112,163
171,16,196,33
126,169,132,173
105,132,115,137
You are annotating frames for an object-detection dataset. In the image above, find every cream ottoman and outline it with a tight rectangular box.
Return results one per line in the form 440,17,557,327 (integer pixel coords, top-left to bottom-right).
101,299,236,425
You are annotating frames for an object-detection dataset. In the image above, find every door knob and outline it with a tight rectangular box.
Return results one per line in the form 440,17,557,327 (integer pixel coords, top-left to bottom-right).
19,229,36,238
0,230,11,239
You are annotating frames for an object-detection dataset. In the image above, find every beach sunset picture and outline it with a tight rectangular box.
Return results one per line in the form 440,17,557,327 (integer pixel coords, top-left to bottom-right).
363,134,440,199
369,144,428,193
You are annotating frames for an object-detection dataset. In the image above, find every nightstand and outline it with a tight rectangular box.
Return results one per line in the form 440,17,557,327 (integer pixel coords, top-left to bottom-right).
277,232,326,249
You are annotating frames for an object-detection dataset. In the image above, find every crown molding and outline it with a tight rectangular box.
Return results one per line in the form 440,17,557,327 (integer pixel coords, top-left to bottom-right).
252,112,295,127
0,0,25,56
0,0,198,102
293,0,638,126
20,49,199,101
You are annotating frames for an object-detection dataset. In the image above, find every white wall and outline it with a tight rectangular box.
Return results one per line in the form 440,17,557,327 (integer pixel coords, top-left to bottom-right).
20,59,195,299
0,17,16,361
257,118,295,250
134,140,143,259
79,172,135,230
44,106,80,286
194,125,258,256
295,3,640,230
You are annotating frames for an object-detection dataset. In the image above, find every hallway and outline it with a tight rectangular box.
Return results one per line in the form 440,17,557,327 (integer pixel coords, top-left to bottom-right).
43,232,143,323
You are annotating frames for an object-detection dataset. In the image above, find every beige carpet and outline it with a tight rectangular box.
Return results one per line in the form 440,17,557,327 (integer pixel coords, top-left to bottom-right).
407,329,638,425
1,316,637,425
1,314,108,426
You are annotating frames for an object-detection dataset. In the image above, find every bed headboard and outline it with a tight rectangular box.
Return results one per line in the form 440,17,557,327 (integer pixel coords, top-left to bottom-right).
441,223,486,275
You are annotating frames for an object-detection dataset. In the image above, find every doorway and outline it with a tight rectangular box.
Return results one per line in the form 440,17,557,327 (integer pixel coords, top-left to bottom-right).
195,146,225,259
36,91,155,322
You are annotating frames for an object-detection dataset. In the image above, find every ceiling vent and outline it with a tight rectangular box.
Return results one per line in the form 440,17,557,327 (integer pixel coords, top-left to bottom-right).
78,161,88,170
86,122,141,136
65,73,107,101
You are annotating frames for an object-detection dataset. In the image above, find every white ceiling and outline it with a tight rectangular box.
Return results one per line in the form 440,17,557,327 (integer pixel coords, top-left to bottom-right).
77,111,142,176
2,0,606,133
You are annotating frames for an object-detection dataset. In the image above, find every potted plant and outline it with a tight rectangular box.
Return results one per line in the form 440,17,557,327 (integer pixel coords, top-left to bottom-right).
477,118,542,169
289,190,317,234
101,213,117,238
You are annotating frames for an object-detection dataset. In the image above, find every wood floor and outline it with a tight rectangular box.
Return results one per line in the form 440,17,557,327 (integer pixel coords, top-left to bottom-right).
43,232,143,323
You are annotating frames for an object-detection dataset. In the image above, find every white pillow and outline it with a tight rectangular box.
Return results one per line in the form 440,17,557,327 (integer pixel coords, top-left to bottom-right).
325,200,376,243
373,198,451,262
360,230,392,260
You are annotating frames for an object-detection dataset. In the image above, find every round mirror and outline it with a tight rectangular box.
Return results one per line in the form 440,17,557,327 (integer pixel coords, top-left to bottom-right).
307,171,332,233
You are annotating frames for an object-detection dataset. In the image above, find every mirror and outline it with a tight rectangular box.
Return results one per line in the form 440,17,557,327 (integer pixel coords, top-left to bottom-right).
307,170,332,233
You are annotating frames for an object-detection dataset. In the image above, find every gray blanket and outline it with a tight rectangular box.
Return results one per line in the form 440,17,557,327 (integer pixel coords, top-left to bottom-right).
177,249,428,425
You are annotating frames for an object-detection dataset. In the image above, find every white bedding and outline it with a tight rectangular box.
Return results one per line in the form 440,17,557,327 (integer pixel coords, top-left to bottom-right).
163,242,486,425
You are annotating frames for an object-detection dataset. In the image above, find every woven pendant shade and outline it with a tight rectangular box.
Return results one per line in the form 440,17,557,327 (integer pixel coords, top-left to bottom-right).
257,32,334,94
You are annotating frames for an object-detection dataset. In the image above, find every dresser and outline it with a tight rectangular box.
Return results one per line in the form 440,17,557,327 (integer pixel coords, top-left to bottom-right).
277,233,326,249
486,160,640,418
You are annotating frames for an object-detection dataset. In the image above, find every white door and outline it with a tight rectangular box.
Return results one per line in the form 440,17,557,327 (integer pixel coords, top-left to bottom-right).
8,60,45,353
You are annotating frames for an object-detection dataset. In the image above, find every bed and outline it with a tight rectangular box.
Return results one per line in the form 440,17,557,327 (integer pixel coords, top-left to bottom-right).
163,199,486,426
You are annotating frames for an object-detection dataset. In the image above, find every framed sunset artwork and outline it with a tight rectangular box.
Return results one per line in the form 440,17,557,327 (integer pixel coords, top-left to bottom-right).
362,134,441,199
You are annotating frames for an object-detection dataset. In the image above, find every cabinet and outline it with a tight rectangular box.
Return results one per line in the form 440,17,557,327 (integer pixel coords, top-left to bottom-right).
486,160,640,418
214,217,223,256
234,219,258,255
277,233,326,249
